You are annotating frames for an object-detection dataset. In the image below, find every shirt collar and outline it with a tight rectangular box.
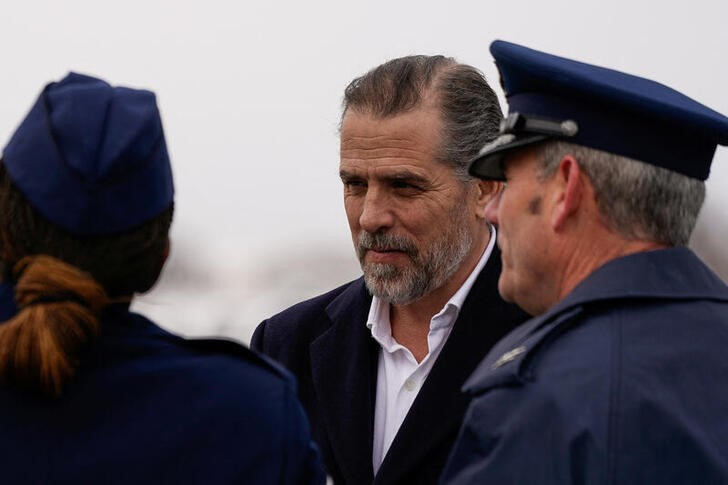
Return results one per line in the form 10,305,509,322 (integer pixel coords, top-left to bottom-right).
446,224,497,313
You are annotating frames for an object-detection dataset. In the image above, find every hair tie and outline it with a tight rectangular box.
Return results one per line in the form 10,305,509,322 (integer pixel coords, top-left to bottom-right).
22,292,89,309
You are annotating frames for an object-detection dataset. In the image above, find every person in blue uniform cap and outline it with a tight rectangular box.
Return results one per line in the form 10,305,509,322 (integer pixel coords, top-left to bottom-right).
441,40,728,484
0,73,325,484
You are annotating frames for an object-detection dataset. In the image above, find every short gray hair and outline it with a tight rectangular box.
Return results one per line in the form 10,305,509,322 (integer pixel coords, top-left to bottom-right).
341,55,502,181
537,141,705,246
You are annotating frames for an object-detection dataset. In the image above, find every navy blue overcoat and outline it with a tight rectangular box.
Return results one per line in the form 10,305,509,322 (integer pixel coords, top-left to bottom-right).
0,283,324,484
442,248,728,484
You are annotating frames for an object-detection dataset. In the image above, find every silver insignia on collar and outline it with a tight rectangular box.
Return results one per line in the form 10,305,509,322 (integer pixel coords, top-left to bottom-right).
492,345,527,369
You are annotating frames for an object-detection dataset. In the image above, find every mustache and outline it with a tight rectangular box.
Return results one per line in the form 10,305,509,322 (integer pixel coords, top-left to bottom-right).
356,231,419,260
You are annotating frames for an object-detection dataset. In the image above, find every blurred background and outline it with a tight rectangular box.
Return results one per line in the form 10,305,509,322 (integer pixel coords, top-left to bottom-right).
3,0,727,344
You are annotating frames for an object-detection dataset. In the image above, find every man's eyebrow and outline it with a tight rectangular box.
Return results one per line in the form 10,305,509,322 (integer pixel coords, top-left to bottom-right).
339,169,430,185
385,172,429,185
339,170,360,181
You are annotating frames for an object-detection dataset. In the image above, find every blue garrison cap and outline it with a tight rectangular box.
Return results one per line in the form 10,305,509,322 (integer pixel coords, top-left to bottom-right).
470,40,728,181
1,72,174,235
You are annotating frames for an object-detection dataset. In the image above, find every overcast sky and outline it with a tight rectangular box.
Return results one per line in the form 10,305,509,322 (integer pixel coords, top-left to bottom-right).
2,0,727,341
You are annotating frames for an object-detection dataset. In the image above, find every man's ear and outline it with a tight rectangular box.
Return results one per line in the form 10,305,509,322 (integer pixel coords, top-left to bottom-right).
551,155,584,231
474,180,502,218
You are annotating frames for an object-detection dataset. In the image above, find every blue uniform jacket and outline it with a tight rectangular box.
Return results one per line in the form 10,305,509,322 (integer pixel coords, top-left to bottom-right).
0,283,325,484
442,248,728,484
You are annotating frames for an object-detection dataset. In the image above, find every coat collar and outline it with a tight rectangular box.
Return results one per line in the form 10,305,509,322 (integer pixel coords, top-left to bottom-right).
465,247,728,395
554,247,728,310
309,246,528,483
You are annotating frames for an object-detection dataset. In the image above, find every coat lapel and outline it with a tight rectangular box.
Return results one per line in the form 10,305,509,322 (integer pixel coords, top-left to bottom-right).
310,278,378,484
375,248,529,483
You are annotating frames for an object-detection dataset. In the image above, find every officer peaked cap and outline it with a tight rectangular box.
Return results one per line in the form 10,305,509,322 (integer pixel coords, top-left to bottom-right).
470,40,728,181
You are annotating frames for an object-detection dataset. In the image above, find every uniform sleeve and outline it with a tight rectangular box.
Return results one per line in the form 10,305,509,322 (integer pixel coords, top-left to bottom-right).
440,386,606,484
280,382,327,485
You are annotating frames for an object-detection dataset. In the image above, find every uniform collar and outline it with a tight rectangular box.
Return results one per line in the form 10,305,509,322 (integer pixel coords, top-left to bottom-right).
553,247,728,312
464,247,728,394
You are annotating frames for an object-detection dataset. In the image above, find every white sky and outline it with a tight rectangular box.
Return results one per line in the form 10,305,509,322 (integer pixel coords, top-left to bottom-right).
2,0,727,341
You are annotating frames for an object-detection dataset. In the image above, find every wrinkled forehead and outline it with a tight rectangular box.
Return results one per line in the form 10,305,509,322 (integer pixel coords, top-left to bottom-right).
340,107,443,158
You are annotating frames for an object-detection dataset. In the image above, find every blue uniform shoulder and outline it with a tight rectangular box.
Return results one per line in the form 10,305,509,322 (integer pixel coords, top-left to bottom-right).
106,310,299,391
182,336,294,384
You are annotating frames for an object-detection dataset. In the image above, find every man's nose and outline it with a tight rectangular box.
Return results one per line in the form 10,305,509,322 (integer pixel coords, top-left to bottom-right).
359,188,394,233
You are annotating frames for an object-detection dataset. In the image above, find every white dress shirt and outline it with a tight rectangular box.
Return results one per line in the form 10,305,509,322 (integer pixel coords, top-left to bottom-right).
367,226,497,473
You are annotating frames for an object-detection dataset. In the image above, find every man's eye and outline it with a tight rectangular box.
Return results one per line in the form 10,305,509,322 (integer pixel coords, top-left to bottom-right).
343,180,366,190
392,180,421,191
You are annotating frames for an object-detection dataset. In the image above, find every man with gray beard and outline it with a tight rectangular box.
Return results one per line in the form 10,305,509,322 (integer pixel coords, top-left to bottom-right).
252,55,528,485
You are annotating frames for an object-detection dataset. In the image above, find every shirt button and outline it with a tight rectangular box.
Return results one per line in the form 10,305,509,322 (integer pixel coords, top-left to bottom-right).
403,378,417,391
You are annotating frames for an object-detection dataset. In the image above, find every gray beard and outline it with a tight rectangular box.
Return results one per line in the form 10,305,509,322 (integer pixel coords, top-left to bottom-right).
356,214,473,305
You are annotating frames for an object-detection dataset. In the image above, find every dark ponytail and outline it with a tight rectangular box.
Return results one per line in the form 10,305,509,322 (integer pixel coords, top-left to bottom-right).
0,255,109,397
0,161,172,397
